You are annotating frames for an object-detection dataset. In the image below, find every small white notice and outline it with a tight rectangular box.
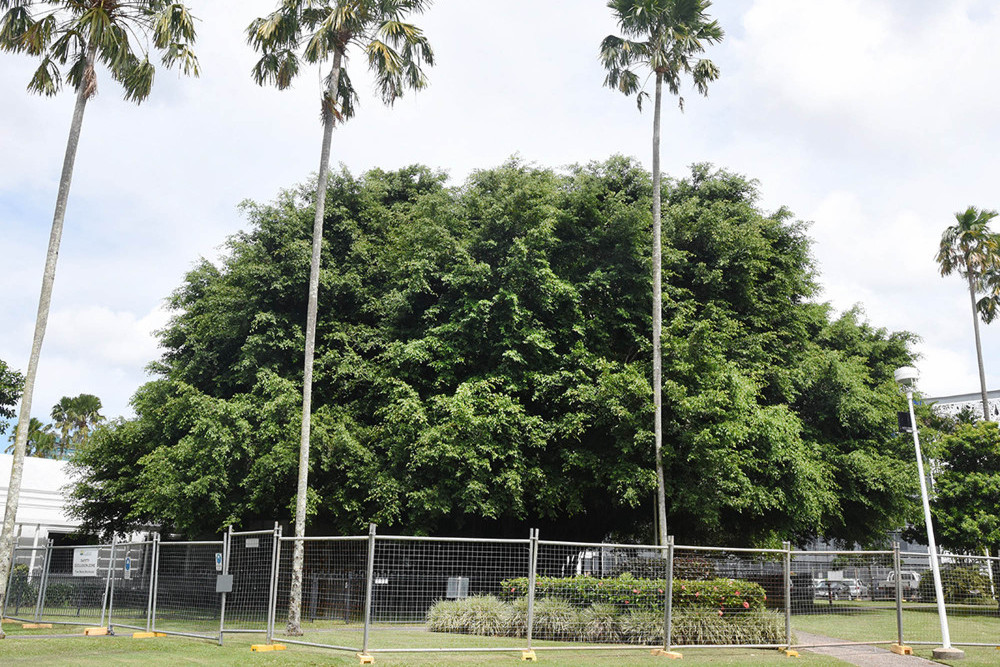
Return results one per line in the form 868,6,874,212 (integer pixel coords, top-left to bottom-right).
73,548,100,577
245,538,259,548
124,556,132,580
215,553,223,572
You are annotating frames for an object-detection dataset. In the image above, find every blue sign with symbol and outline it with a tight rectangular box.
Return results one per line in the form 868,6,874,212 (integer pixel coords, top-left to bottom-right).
124,556,132,579
215,553,223,572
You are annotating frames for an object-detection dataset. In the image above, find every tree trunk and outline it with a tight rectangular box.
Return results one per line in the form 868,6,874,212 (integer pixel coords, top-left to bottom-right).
652,71,667,547
286,49,343,636
968,273,991,421
0,47,94,622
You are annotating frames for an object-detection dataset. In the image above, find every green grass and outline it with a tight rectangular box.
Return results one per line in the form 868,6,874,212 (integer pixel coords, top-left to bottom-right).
792,605,1000,667
0,622,847,665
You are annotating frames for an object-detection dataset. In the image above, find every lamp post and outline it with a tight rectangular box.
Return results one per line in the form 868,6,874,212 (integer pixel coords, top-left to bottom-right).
894,366,964,660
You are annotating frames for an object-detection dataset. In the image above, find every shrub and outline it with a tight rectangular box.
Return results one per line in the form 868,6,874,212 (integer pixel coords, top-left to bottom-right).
671,608,785,646
427,595,510,636
502,574,766,614
917,566,994,605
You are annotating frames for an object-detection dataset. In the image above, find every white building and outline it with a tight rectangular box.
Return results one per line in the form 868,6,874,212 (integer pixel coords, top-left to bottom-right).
0,453,81,550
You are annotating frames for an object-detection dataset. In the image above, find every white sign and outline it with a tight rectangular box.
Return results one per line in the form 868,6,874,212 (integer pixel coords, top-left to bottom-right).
215,553,223,572
124,556,132,580
245,538,259,549
73,548,100,577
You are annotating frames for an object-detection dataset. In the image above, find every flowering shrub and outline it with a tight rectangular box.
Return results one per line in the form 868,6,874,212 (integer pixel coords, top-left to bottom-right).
500,573,766,614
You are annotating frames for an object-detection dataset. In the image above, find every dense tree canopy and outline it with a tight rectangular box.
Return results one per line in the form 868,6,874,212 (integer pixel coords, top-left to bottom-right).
69,158,918,546
0,359,22,435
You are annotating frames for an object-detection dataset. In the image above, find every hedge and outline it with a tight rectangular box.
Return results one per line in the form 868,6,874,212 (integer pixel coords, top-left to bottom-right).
501,573,766,614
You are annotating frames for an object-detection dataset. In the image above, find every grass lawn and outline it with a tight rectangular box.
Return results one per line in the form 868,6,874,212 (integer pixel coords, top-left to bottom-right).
0,621,846,665
793,604,1000,667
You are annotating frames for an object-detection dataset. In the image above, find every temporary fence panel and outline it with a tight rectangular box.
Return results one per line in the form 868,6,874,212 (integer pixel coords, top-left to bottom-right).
272,535,370,652
37,542,115,627
221,526,280,637
789,548,898,648
2,545,49,621
531,538,670,649
151,539,224,640
365,532,532,655
106,539,156,632
900,550,1000,648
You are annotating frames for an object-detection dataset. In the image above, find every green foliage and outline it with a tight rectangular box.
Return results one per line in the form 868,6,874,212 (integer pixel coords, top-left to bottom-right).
69,159,918,543
0,358,22,433
932,421,1000,557
917,565,994,605
501,574,766,614
0,1,199,101
5,417,56,458
425,596,784,645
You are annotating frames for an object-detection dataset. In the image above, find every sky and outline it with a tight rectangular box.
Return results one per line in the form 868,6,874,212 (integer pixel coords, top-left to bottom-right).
3,0,1000,426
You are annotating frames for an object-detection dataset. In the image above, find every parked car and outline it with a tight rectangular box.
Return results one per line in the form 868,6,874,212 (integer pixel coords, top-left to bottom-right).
875,571,921,601
814,580,852,600
840,578,867,599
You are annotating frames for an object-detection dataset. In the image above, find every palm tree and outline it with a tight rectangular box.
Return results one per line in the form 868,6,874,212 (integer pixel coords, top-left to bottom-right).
6,418,56,458
936,206,1000,422
0,0,199,622
50,395,75,457
601,0,723,546
247,0,434,634
69,393,104,449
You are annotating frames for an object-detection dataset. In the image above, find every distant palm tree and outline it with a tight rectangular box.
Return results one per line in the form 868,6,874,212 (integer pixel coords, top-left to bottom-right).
937,206,1000,421
601,0,723,545
0,0,199,619
247,0,434,635
6,418,56,458
70,393,104,448
50,395,75,457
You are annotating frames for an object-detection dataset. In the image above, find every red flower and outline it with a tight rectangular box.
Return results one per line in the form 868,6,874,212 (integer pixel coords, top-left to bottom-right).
511,587,516,592
695,591,700,597
717,610,723,617
632,588,639,594
624,599,630,604
735,591,740,596
658,589,664,594
763,594,767,600
743,601,750,609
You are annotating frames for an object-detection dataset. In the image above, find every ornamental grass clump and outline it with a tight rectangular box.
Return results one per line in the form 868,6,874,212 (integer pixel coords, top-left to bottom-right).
619,609,664,645
427,595,510,636
581,603,622,643
531,598,581,641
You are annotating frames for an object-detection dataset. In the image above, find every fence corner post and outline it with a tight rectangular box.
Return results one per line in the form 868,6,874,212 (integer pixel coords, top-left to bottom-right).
218,526,232,646
361,523,377,657
266,522,282,644
101,535,118,629
783,540,792,651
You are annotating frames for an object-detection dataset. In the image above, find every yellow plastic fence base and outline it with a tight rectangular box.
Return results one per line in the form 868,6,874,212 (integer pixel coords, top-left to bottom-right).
21,623,53,629
84,627,108,636
250,644,286,651
132,632,167,638
357,653,375,664
521,650,537,661
890,644,912,655
781,648,799,658
651,649,683,659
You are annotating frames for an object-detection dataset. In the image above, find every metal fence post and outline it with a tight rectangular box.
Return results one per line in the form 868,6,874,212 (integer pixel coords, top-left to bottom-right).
147,533,160,633
894,542,903,646
266,522,282,644
2,548,16,620
34,539,53,622
664,535,675,652
100,536,117,628
361,523,377,656
526,528,539,653
218,526,232,646
783,541,792,651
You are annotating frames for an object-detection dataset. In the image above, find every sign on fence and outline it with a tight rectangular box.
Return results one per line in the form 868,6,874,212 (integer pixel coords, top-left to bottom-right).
72,548,99,577
124,556,132,580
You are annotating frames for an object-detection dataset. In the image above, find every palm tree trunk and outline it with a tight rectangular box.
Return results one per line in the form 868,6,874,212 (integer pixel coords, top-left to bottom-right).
968,273,991,421
652,71,667,547
0,46,94,619
287,49,343,636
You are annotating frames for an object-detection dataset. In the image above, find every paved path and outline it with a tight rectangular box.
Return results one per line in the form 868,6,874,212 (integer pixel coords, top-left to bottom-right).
794,631,939,666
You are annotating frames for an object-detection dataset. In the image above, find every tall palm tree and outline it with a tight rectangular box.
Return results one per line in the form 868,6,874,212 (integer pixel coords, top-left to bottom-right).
70,393,104,448
247,0,433,635
0,0,199,622
50,395,75,457
937,206,1000,422
601,0,723,546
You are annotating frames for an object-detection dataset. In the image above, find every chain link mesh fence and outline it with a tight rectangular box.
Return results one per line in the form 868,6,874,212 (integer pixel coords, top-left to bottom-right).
2,545,48,621
106,539,155,632
36,543,114,627
150,539,224,640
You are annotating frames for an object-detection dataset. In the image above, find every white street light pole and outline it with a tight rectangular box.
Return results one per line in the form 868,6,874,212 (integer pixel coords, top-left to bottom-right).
894,366,964,660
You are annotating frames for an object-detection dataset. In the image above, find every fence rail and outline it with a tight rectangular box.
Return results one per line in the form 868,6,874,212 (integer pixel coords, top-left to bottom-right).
3,527,998,659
